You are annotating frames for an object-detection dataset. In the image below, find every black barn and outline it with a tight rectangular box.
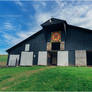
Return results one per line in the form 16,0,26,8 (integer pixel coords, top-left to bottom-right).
6,18,92,66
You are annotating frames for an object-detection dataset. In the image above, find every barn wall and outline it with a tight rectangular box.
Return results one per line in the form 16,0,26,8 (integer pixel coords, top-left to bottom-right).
65,26,92,50
7,30,47,65
7,44,26,66
7,54,10,65
68,50,75,66
9,31,47,54
28,31,47,64
28,31,47,52
9,44,25,54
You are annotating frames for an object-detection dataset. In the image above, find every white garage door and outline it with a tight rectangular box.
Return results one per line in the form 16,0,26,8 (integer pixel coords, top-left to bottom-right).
20,51,33,66
38,51,47,65
57,51,69,66
75,50,87,66
8,55,19,66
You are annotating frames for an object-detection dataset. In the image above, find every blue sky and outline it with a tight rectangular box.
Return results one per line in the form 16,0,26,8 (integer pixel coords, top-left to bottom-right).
0,0,92,54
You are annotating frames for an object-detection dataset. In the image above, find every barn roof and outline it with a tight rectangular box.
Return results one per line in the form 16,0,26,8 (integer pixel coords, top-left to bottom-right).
6,30,42,52
6,18,92,52
41,18,67,27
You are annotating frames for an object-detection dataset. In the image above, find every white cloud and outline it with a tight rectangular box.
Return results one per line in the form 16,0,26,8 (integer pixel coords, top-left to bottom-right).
14,0,27,12
41,1,47,6
3,25,41,48
55,0,65,8
33,0,92,30
32,1,46,11
17,25,41,39
3,34,21,45
15,0,23,7
2,21,21,31
4,22,14,30
36,13,51,24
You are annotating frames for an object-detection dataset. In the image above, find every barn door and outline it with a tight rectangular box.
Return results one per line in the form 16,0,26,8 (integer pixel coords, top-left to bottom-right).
57,51,68,66
51,52,57,65
8,55,19,66
48,52,57,65
75,50,87,66
38,51,47,65
87,51,92,66
20,51,33,66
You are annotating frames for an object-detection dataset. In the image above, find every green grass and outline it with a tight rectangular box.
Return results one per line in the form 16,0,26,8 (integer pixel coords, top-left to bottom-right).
0,55,7,66
0,55,7,62
0,66,92,91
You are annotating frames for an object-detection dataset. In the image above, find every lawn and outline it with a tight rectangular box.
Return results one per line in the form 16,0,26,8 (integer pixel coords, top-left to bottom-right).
0,55,7,66
0,66,92,91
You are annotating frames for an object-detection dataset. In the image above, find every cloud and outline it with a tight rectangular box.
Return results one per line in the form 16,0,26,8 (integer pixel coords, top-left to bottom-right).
4,22,14,30
16,25,41,39
41,1,47,6
36,13,51,24
33,0,92,30
14,0,27,12
32,1,47,11
3,25,41,49
14,0,23,7
3,34,20,45
55,0,65,8
1,21,21,32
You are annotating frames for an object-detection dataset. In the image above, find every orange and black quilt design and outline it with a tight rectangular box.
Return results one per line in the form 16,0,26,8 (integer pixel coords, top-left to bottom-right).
51,32,61,42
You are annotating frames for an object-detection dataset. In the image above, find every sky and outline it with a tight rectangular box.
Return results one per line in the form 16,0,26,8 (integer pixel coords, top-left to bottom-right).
0,0,92,54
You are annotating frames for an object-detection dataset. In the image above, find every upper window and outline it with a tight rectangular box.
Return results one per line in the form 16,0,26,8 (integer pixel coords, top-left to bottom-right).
52,42,60,50
25,44,30,51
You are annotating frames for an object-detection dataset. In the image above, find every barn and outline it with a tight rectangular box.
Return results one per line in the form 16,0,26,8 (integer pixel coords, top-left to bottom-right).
6,18,92,66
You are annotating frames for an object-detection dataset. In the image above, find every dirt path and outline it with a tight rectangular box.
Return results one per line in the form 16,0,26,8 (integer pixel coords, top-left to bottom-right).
0,66,56,90
24,66,55,76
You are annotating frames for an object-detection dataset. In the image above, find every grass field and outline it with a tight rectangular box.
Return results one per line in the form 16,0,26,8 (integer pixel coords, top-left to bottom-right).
0,66,92,91
0,55,7,66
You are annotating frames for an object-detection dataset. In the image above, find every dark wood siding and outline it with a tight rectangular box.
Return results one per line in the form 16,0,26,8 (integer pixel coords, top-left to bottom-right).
8,30,47,65
65,26,92,50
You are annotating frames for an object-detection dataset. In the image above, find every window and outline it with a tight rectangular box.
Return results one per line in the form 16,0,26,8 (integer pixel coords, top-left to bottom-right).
25,44,30,51
52,42,60,50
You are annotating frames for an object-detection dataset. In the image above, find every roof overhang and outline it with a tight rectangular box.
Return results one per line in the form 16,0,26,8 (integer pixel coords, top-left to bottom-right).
41,18,67,28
